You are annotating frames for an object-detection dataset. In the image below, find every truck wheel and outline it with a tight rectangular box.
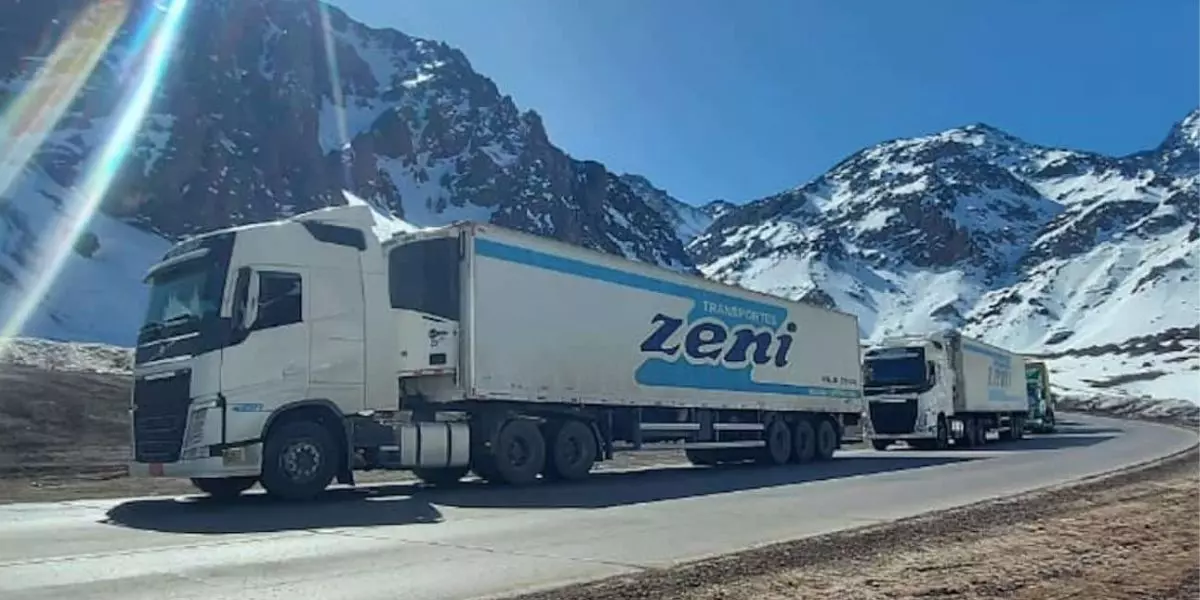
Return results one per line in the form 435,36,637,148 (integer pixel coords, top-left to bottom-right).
191,476,256,500
490,418,546,485
814,419,838,460
934,416,950,450
544,419,597,481
413,466,470,486
260,420,339,501
791,419,817,463
871,439,891,451
757,418,792,466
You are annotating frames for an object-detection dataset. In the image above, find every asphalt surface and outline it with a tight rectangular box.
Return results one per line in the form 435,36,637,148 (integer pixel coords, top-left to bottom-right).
0,413,1195,600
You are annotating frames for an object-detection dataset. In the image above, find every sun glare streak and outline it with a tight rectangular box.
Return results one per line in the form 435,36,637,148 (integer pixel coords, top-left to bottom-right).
0,0,130,200
0,0,192,353
316,3,353,187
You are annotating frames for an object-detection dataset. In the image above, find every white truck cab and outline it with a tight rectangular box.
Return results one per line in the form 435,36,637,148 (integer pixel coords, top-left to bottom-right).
862,331,1028,451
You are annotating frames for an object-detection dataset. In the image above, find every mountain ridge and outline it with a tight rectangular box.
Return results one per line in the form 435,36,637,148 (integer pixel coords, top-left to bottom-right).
0,0,1194,402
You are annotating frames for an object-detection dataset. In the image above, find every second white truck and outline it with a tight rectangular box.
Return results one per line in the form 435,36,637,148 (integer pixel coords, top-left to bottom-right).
126,203,865,500
862,331,1028,450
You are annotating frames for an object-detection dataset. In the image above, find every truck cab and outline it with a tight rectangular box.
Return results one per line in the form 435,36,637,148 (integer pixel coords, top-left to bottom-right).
126,205,405,497
861,335,956,449
1024,361,1056,433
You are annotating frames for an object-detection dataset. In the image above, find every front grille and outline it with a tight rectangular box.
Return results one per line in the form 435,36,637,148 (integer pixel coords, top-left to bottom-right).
132,369,192,463
868,400,918,435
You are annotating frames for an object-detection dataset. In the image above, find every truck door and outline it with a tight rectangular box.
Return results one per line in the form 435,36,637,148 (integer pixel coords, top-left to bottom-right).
220,267,311,444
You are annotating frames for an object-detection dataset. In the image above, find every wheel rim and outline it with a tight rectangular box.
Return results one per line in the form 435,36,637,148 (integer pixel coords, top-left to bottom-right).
282,440,321,482
559,432,583,467
507,436,531,469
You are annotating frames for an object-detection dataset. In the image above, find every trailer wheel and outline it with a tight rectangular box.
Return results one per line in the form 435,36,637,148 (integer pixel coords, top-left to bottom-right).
489,418,546,485
191,476,256,500
757,418,793,466
544,419,597,481
791,419,817,463
814,419,838,461
413,466,470,486
260,420,338,501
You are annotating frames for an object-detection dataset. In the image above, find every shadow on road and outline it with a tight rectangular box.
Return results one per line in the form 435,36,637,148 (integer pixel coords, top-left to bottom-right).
954,433,1117,452
102,454,974,534
103,491,444,534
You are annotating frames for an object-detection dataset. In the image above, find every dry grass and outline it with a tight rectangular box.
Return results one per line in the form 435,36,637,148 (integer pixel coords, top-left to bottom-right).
514,449,1200,600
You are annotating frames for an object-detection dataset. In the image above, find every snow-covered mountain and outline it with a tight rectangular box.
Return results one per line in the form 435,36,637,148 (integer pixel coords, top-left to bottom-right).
0,0,1195,402
692,112,1199,402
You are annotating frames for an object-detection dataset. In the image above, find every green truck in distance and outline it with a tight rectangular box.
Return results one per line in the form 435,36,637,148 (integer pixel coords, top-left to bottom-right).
1024,360,1056,434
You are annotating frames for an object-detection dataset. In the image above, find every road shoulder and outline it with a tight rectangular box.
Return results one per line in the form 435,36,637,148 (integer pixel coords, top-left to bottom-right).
510,446,1200,600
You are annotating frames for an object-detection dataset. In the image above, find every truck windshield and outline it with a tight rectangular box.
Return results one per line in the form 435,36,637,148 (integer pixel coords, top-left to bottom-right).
862,347,928,392
140,263,222,344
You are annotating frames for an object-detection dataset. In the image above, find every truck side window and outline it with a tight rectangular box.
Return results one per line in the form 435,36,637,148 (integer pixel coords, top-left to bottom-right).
255,271,302,330
389,238,460,320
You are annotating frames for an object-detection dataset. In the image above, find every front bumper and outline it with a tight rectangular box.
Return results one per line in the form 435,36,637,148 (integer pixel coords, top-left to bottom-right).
127,443,262,479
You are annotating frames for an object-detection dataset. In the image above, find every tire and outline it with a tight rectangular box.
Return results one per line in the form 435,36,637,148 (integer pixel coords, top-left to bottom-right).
814,418,838,461
934,416,950,450
413,466,470,486
544,419,597,481
871,439,891,451
488,418,546,485
756,418,793,466
791,419,817,463
191,476,256,500
260,420,339,501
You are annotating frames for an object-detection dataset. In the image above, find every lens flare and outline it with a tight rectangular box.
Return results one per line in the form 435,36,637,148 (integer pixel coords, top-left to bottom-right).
0,0,192,354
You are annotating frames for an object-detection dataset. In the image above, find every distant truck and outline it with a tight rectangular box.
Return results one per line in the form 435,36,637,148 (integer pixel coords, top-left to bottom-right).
126,204,865,500
1023,360,1056,433
862,331,1028,450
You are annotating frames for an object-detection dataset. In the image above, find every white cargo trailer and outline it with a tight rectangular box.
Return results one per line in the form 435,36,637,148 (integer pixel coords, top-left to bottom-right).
126,204,865,500
862,331,1028,450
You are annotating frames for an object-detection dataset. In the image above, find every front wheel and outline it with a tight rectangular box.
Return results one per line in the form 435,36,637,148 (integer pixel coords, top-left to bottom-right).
191,476,256,500
260,420,339,501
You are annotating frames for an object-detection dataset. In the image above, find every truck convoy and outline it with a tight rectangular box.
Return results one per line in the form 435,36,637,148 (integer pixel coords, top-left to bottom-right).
1023,360,1056,433
862,332,1029,450
127,204,865,500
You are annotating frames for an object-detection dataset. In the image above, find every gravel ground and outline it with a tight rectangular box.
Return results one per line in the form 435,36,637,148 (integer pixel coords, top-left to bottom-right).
511,446,1200,600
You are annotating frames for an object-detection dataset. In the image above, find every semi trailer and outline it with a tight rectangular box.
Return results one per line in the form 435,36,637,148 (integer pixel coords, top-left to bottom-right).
127,203,865,500
862,331,1028,450
1023,360,1056,433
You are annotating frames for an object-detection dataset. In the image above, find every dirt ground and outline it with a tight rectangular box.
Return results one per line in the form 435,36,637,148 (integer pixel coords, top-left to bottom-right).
515,448,1200,600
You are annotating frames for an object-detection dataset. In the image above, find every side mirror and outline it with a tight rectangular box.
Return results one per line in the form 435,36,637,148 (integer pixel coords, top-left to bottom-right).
230,267,255,332
242,270,261,331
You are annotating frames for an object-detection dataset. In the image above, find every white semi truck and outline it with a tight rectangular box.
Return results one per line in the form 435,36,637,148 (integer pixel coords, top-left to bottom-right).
127,203,865,500
862,332,1028,450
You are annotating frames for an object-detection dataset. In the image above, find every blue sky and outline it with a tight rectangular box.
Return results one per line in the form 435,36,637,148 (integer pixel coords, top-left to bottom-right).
332,0,1199,205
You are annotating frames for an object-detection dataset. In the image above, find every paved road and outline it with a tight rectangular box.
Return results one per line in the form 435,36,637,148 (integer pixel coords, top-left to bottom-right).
0,414,1195,600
